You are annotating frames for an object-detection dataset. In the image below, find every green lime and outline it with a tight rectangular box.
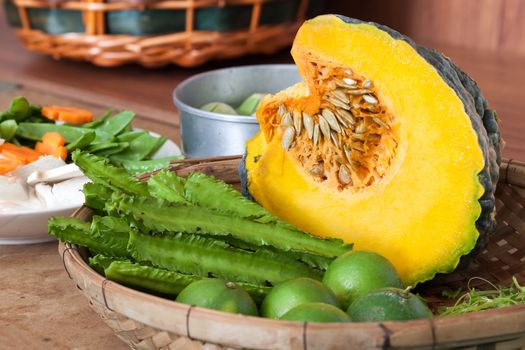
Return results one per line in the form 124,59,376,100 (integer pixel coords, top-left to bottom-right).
322,250,403,309
175,279,258,316
200,102,238,115
280,302,351,323
347,287,433,322
261,277,340,319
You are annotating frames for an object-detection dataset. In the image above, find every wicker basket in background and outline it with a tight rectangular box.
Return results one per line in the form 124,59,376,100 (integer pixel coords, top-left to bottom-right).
59,157,525,350
3,0,322,67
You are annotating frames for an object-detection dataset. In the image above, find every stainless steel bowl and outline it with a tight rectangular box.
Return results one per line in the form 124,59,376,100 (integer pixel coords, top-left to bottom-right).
173,64,301,158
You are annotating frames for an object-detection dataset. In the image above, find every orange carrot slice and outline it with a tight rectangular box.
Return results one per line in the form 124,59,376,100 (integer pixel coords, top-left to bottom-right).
42,105,93,124
0,158,21,174
42,131,65,147
1,143,41,164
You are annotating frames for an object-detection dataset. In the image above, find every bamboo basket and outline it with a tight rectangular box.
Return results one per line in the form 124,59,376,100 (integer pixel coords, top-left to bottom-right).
58,157,525,349
3,0,321,67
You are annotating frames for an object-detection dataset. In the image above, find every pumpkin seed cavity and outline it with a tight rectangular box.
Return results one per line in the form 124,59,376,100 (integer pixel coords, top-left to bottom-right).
272,62,399,191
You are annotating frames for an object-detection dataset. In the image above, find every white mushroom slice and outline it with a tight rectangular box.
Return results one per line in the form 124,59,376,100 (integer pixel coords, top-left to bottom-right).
27,163,83,186
14,156,66,182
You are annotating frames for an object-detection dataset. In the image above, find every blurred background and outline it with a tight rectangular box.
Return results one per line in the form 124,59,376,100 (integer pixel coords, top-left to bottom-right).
0,0,523,158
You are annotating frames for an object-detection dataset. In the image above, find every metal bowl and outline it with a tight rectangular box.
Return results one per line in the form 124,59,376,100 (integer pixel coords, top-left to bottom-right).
173,64,301,158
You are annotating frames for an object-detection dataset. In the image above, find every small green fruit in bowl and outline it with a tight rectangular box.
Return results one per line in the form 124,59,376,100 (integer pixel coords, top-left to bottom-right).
200,102,238,115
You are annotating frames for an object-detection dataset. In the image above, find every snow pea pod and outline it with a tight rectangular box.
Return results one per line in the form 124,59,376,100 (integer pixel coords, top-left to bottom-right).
81,109,112,129
97,111,135,135
7,96,30,121
66,131,96,152
0,119,17,141
117,130,147,142
16,123,113,143
110,132,165,162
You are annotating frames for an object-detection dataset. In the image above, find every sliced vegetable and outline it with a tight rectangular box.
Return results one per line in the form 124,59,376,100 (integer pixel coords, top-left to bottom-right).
35,132,67,160
0,158,21,174
1,143,40,163
42,105,93,124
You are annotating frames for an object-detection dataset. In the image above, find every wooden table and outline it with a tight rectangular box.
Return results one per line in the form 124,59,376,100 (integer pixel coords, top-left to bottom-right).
0,8,524,349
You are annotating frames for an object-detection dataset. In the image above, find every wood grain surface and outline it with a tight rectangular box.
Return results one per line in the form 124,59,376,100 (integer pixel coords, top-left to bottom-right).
330,0,525,57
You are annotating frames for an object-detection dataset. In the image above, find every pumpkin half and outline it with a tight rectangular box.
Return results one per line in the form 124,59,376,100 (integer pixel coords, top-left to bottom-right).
241,15,501,286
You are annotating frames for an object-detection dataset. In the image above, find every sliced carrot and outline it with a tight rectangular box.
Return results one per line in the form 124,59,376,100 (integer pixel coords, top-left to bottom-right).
35,132,68,160
42,105,93,124
1,143,41,164
35,141,54,155
42,131,65,147
53,146,68,160
0,158,21,174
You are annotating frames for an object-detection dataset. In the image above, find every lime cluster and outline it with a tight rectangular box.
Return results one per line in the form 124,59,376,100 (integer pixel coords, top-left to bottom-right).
175,250,433,322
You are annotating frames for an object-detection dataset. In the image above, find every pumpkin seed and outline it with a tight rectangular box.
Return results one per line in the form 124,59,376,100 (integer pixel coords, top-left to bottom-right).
282,126,295,151
333,89,350,103
372,117,390,129
318,115,331,139
331,131,340,148
363,95,378,104
313,124,319,146
278,104,287,117
328,96,350,110
338,165,352,185
309,164,324,176
293,110,302,135
347,89,373,96
343,77,356,86
321,109,341,133
363,80,373,89
303,112,314,139
336,109,355,126
281,112,292,126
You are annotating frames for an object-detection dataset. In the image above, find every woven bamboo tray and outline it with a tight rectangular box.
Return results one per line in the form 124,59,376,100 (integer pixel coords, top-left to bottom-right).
3,0,321,67
58,157,525,349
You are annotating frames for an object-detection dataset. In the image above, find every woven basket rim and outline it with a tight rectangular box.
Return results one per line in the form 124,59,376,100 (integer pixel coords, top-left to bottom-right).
59,158,525,349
